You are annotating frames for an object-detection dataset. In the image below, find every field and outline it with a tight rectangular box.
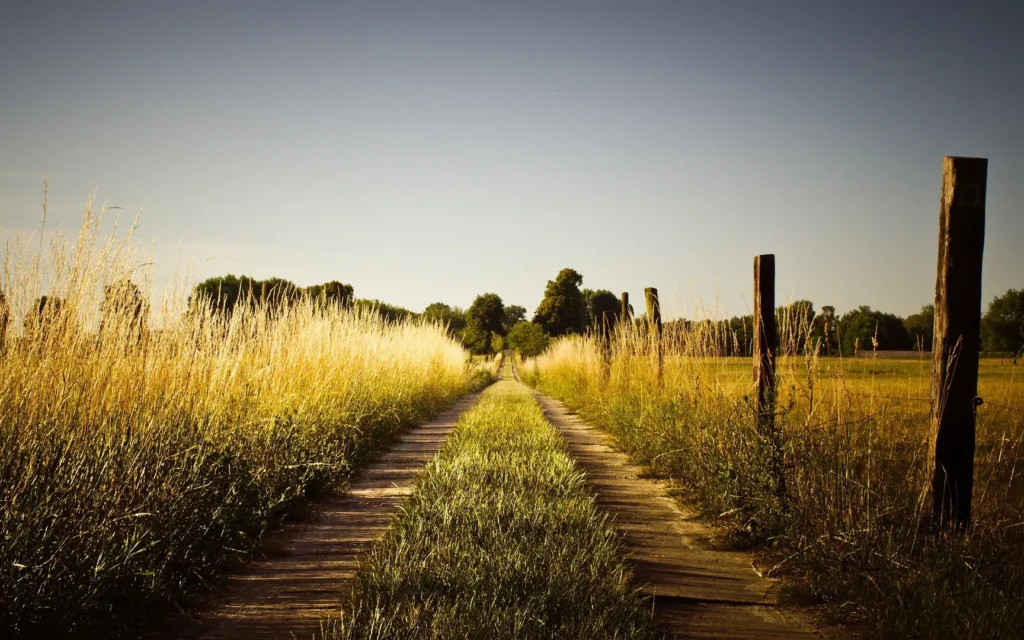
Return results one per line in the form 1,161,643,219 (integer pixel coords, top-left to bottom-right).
525,328,1024,639
0,213,485,636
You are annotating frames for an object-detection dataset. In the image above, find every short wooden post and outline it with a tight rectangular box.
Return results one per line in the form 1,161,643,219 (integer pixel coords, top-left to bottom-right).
753,255,777,428
645,287,663,387
620,292,630,324
931,156,987,530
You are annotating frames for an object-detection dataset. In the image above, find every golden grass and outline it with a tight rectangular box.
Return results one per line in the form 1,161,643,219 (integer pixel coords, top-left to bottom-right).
527,321,1024,638
0,202,474,635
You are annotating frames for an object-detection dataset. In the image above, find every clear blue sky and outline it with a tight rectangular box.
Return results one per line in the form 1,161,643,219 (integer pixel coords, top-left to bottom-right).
1,1,1021,320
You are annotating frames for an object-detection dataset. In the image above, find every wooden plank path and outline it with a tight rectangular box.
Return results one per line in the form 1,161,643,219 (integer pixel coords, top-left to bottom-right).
161,391,483,640
530,389,829,639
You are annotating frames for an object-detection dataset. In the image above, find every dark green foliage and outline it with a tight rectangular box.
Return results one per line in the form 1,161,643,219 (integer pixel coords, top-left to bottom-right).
423,302,467,337
355,299,416,323
777,300,815,355
100,280,149,340
583,289,620,331
811,305,840,356
838,306,913,355
502,304,527,332
506,321,550,358
306,281,355,308
460,318,492,355
903,304,935,351
533,269,587,338
191,275,353,316
981,289,1024,355
191,274,257,315
468,293,506,337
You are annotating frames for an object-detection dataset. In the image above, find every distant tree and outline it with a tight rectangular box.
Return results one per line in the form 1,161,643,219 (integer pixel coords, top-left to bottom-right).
775,300,815,355
838,306,912,355
903,304,935,352
190,274,257,316
490,333,505,354
100,279,149,342
356,299,416,323
533,268,587,337
25,296,70,341
306,280,354,308
191,274,304,317
502,304,527,333
810,305,840,356
506,321,550,358
583,289,620,332
257,277,302,311
460,318,492,355
981,288,1024,355
423,302,467,337
468,293,506,337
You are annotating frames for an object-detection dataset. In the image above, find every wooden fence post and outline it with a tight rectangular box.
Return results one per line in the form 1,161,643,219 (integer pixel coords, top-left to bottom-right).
753,255,777,429
599,311,612,383
645,287,663,387
931,156,987,530
620,292,630,324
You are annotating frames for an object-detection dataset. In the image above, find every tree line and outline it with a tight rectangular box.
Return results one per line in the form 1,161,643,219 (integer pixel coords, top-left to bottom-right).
3,271,1020,360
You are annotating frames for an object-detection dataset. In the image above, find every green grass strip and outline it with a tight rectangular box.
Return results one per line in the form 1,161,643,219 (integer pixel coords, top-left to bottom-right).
324,380,657,640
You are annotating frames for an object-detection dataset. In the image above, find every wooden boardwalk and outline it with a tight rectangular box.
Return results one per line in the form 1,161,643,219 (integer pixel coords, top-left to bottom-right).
161,392,482,640
532,389,829,639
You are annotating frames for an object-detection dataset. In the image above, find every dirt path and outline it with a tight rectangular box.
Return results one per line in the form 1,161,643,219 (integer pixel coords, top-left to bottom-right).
162,392,483,640
512,364,827,638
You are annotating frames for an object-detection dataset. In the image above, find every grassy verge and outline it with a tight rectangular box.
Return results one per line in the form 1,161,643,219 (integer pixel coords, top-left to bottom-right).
0,208,473,636
526,332,1024,639
324,380,657,640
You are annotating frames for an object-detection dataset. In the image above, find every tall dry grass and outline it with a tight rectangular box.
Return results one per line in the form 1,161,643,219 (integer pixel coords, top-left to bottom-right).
0,202,473,635
526,314,1024,638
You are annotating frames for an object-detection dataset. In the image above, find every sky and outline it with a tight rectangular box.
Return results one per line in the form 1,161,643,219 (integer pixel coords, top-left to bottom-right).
1,0,1022,320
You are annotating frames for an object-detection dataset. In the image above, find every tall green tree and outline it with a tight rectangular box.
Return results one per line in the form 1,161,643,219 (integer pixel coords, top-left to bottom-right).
506,321,550,358
981,288,1024,354
460,318,492,355
533,268,587,337
903,304,935,351
582,289,620,331
423,302,467,337
502,304,527,332
468,293,506,337
838,306,912,355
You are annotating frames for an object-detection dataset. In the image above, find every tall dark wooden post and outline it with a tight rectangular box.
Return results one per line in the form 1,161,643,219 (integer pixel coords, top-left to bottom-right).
931,156,987,530
620,292,630,324
645,287,663,387
753,255,777,428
